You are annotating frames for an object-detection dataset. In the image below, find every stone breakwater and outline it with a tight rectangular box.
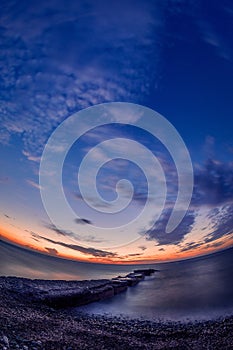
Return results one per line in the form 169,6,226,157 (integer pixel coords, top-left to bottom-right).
0,271,233,349
0,269,156,309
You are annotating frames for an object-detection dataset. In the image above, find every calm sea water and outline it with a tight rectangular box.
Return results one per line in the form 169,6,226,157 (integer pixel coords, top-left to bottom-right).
1,240,233,321
73,248,233,322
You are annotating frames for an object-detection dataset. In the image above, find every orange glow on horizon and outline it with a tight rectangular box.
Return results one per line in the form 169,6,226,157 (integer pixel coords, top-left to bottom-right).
1,223,232,265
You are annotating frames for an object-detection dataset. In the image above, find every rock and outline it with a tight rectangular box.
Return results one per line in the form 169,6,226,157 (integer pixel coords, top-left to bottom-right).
125,273,145,286
0,269,156,310
2,335,9,347
111,280,128,295
133,269,157,276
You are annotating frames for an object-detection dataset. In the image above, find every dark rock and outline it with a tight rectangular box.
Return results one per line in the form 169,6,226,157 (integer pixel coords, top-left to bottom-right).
111,280,128,294
0,269,156,310
133,269,157,276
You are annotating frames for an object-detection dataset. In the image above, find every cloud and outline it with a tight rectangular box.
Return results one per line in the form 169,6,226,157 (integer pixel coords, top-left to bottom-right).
74,218,93,225
45,247,58,255
127,253,143,257
26,179,42,190
44,224,73,237
79,235,106,244
31,232,41,239
179,241,203,252
197,8,232,61
31,232,117,258
0,0,160,158
4,214,16,221
192,159,233,207
44,223,104,243
144,209,196,245
204,204,233,243
83,125,119,144
22,150,41,163
205,241,227,249
138,245,147,251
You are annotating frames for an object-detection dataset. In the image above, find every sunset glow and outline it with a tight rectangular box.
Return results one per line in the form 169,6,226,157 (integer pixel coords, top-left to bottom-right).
0,0,232,271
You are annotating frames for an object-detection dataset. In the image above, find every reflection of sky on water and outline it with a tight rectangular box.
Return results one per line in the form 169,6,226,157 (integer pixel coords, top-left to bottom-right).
0,239,144,279
75,248,233,321
1,239,232,321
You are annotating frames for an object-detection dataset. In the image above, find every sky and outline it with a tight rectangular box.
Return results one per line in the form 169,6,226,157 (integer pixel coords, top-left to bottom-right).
0,0,233,268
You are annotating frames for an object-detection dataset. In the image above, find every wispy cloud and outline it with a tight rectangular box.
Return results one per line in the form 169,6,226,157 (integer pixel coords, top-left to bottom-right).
179,241,203,252
138,245,147,251
22,150,41,163
44,223,105,243
197,10,232,61
3,214,16,221
31,232,117,258
0,0,161,159
43,224,73,237
26,179,42,190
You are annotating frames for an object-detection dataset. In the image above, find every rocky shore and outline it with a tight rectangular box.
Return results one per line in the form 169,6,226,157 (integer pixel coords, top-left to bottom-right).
0,269,156,309
0,271,232,349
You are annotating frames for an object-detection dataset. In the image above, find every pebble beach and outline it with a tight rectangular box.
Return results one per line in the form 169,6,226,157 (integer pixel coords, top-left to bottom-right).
0,275,232,350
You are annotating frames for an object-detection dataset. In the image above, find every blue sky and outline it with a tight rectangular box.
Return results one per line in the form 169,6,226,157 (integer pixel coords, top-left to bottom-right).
0,0,233,264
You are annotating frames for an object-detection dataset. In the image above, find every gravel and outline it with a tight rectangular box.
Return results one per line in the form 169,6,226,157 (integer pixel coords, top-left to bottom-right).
0,276,232,350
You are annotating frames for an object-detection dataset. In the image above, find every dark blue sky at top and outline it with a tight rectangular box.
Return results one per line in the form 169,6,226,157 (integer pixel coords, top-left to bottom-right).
146,1,233,161
0,0,232,160
0,0,233,261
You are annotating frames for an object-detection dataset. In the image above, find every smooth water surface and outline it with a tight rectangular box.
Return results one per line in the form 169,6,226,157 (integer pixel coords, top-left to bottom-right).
74,248,233,321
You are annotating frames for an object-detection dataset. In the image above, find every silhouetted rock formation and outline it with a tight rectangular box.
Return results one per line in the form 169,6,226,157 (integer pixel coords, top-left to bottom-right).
0,269,156,309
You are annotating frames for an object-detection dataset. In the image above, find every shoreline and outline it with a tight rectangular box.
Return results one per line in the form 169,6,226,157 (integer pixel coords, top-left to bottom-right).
0,274,232,349
0,269,156,309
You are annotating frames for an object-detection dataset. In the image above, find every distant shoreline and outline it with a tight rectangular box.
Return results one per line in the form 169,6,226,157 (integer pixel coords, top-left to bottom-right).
0,274,233,349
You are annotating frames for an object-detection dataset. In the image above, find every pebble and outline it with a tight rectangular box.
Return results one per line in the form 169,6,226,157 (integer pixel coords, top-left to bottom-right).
2,335,9,347
0,276,232,350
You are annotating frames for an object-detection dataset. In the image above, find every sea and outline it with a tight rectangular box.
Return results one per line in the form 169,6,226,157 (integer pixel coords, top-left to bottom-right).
73,248,233,322
1,240,233,321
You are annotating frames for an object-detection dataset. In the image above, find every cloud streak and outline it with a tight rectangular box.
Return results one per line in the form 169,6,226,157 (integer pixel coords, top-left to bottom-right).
44,223,104,243
31,232,117,258
26,179,42,190
74,218,93,225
